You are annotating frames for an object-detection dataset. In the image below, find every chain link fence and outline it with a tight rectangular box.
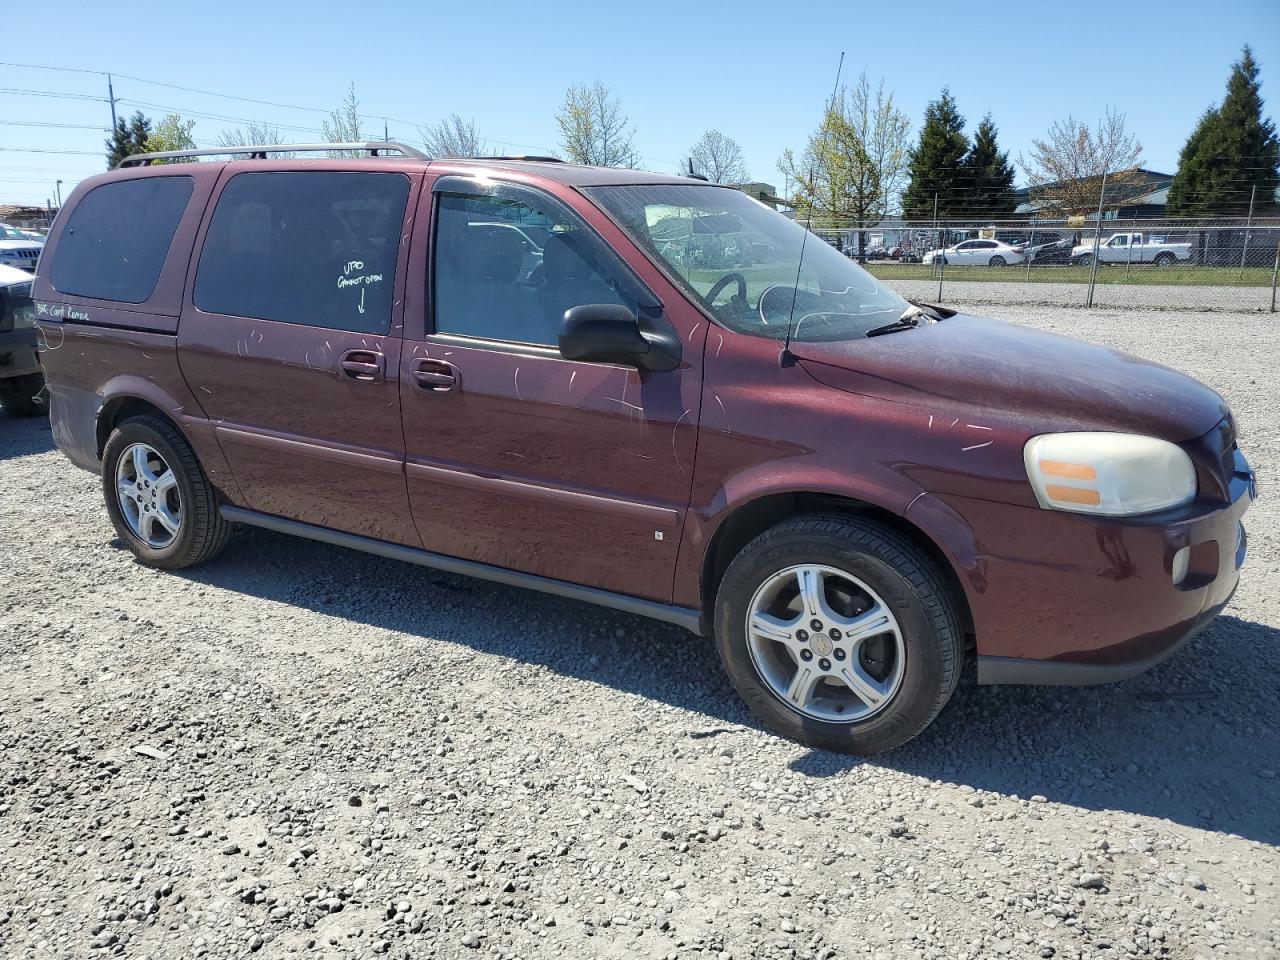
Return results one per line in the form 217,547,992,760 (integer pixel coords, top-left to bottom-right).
807,217,1280,313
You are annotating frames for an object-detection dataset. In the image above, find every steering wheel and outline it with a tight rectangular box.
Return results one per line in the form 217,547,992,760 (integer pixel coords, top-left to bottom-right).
756,283,791,326
706,272,747,306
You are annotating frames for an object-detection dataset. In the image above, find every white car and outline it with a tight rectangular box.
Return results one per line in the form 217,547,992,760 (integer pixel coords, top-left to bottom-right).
1071,232,1192,268
922,238,1025,267
0,224,42,273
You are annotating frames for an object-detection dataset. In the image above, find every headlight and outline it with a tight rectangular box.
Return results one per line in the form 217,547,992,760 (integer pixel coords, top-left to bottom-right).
1024,432,1196,516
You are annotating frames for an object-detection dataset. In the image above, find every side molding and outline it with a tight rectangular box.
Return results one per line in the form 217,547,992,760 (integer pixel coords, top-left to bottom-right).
219,505,703,634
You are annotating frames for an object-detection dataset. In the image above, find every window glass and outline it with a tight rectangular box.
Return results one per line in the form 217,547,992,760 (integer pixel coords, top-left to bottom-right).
195,172,409,333
49,176,193,303
584,183,907,342
433,192,633,346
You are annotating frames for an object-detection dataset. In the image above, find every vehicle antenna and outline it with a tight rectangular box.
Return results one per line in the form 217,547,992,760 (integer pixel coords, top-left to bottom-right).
780,51,845,368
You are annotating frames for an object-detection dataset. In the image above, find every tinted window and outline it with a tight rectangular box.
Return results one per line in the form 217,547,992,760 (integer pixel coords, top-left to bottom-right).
434,191,633,346
195,172,410,334
49,176,193,303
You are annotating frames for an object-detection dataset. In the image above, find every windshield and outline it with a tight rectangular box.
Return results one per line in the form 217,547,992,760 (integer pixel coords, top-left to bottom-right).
583,184,908,342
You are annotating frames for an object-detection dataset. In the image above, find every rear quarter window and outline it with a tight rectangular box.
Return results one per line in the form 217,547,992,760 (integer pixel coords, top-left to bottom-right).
48,176,194,303
193,171,410,334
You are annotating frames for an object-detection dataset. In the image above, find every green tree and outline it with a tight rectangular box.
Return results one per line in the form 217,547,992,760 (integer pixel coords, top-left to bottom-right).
1168,46,1280,217
144,114,198,161
104,111,152,168
959,114,1016,216
901,89,968,219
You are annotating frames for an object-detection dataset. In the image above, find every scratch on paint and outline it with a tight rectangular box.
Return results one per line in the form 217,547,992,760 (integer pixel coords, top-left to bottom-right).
966,424,993,431
962,441,993,452
672,409,691,473
689,321,701,341
607,398,643,412
623,449,655,460
569,370,577,393
514,366,522,401
951,418,959,427
927,414,934,429
714,394,730,434
199,387,213,395
715,333,725,358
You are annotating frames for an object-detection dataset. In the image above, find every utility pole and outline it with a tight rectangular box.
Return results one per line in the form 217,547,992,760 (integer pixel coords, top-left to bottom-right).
107,73,118,130
55,180,63,208
1085,170,1108,308
1239,184,1257,279
384,118,389,142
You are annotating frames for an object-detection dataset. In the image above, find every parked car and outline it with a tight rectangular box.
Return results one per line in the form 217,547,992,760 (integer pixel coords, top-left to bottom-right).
1,223,46,244
31,143,1255,755
0,263,44,416
1024,235,1075,266
1072,232,1192,267
0,224,42,273
922,238,1025,266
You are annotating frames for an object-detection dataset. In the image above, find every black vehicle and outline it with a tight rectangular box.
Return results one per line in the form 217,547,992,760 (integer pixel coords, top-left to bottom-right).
0,266,44,416
1024,235,1075,266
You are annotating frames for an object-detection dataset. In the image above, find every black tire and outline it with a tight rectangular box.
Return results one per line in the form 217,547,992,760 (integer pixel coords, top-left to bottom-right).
0,373,47,417
1075,254,1093,268
1154,252,1175,268
101,414,231,569
988,255,1007,267
714,515,964,755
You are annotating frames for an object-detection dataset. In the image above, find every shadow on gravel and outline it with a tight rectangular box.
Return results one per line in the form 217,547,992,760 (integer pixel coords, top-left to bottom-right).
0,412,54,460
793,616,1280,846
171,526,1279,847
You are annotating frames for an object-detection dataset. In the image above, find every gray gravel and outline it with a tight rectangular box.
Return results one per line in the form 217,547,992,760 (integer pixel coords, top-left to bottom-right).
1,304,1277,960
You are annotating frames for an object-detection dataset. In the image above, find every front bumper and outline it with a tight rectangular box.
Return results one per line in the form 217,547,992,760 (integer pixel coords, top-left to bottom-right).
962,449,1255,685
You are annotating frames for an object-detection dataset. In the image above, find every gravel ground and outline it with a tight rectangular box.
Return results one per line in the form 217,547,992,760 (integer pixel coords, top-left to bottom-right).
886,279,1276,313
1,305,1277,960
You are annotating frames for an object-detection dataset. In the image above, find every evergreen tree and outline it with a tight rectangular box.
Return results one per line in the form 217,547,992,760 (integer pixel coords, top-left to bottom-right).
1168,46,1280,216
105,111,152,168
901,89,968,218
960,114,1016,216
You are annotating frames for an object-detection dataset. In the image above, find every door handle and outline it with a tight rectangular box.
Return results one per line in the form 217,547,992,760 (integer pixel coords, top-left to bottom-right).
339,349,384,382
412,359,459,392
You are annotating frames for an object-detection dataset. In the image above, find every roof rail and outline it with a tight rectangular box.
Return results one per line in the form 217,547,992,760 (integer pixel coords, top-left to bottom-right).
469,155,564,163
117,142,426,168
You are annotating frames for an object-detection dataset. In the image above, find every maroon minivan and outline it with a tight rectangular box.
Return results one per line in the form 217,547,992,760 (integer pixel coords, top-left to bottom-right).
31,143,1255,754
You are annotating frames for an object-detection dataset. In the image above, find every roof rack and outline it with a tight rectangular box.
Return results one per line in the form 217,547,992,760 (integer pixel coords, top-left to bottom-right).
117,142,426,168
469,155,564,163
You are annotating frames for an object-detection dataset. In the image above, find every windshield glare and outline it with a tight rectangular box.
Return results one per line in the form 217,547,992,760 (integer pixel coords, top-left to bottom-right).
584,184,908,342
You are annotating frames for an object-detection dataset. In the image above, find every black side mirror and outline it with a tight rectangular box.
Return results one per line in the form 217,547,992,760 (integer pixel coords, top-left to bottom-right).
558,304,681,372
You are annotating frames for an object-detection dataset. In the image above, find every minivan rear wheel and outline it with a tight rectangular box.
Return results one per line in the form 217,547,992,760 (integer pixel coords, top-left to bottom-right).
101,415,231,569
714,515,963,754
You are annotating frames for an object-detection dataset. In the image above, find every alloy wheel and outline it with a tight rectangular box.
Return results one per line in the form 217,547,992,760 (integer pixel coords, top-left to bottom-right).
115,442,182,548
745,564,906,723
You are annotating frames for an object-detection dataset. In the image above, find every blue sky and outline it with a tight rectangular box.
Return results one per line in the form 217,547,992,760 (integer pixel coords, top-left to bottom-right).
2,0,1277,208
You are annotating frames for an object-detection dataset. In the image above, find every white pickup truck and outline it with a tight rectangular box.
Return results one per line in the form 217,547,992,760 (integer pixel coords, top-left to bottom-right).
1072,232,1191,267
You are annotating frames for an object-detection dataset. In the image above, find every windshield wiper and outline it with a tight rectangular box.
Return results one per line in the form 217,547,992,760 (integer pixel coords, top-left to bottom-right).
865,306,926,338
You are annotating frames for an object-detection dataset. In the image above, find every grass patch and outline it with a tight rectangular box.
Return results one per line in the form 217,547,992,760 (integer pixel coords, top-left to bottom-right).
864,263,1276,287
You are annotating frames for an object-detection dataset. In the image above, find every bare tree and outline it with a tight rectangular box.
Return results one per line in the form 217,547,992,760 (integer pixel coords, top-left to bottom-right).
217,121,286,149
555,81,638,167
778,75,910,257
1020,109,1144,216
322,84,364,158
419,114,486,159
684,129,749,183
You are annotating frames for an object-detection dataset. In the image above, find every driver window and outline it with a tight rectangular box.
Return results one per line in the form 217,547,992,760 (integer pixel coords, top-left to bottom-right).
433,191,632,346
1111,235,1127,247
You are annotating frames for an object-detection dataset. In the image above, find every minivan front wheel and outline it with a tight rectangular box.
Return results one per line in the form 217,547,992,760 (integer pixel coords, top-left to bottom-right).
714,516,963,754
102,415,231,569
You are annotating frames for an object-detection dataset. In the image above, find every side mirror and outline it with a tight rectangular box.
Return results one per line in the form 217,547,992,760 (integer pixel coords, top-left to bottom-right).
558,304,680,372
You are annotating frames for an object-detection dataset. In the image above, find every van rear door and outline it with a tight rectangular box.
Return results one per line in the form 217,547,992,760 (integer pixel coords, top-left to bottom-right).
177,166,422,546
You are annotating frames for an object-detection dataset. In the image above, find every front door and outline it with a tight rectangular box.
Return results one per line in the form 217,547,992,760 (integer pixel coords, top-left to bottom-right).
399,176,704,601
178,167,422,546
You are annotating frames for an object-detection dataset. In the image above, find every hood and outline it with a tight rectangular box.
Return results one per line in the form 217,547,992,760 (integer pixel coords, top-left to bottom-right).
791,313,1228,442
0,240,42,253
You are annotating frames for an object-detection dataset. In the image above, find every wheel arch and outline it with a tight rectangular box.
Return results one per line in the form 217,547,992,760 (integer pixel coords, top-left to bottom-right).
698,490,974,641
96,395,182,458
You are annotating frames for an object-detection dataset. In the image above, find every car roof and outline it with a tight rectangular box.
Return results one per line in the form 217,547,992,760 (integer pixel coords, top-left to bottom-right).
426,158,723,188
